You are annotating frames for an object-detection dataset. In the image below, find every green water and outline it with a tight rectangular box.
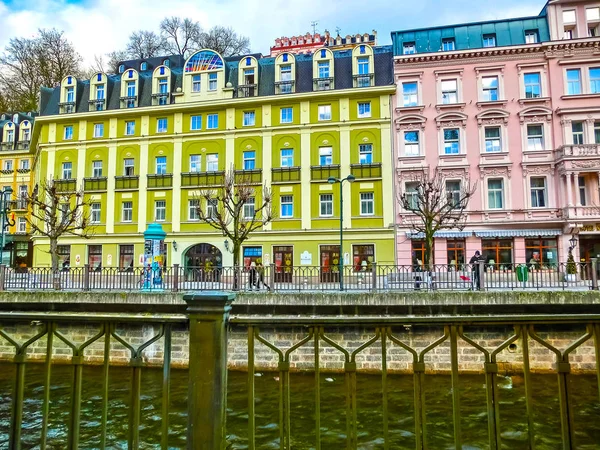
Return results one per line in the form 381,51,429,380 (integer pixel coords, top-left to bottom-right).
0,363,599,449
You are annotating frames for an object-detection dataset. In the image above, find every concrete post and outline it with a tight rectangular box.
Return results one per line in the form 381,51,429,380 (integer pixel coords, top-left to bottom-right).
83,264,90,291
184,291,235,450
591,258,598,290
173,264,179,292
0,264,5,291
371,262,377,292
478,261,485,291
269,263,275,291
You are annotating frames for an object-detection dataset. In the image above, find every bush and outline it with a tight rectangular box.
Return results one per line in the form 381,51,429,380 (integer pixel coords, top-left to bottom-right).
566,249,577,275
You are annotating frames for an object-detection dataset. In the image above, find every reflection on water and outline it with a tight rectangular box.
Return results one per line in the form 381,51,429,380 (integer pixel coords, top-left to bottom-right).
0,363,598,449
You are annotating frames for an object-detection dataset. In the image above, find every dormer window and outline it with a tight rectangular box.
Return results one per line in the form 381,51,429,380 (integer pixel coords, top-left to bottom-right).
96,84,104,100
120,69,139,108
118,65,125,73
238,56,258,97
184,50,226,99
6,129,14,143
155,76,169,105
403,42,416,55
59,76,77,113
275,53,296,94
208,73,217,91
140,62,147,71
442,38,455,51
525,30,539,43
163,59,170,67
66,87,74,103
313,48,334,91
352,45,374,88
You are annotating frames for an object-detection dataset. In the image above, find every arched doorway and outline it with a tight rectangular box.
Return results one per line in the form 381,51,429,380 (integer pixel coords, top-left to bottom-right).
184,243,223,281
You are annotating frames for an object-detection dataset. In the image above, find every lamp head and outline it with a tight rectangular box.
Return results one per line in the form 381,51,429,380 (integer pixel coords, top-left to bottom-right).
569,235,577,249
3,187,12,196
224,239,230,251
346,174,356,183
327,177,337,184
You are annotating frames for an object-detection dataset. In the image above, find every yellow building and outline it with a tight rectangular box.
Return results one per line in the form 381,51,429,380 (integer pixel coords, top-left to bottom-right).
0,112,34,267
32,46,396,273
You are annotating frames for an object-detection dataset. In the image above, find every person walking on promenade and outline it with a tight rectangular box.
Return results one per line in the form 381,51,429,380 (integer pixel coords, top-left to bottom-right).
469,251,484,290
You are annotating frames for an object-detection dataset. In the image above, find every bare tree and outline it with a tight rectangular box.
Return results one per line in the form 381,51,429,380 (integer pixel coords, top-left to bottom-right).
126,30,166,59
106,50,129,74
36,29,83,87
194,167,272,288
160,17,202,57
25,179,94,288
399,168,476,268
197,26,251,56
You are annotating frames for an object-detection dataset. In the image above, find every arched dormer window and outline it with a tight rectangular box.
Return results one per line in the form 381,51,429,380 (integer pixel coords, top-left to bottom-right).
152,65,171,105
183,49,227,100
352,44,374,88
118,64,125,74
163,59,170,67
275,53,295,94
0,122,15,151
140,61,148,71
89,72,107,111
313,48,334,91
120,69,139,108
238,56,258,97
59,75,77,113
18,120,31,150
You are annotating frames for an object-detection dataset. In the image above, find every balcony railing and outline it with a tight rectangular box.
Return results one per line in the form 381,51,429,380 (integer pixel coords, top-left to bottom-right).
152,93,170,105
58,101,76,113
15,141,30,151
311,164,340,181
115,175,139,190
88,98,106,111
353,73,374,88
272,167,301,183
84,177,108,192
275,80,295,94
555,144,600,159
238,84,257,97
147,174,173,188
0,142,14,151
350,162,382,178
181,171,225,187
120,96,137,108
562,205,600,220
234,169,262,184
54,179,77,193
8,199,28,210
16,168,30,174
313,77,334,91
0,169,13,175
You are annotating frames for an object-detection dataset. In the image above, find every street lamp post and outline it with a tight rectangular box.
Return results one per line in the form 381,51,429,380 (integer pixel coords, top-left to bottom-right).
328,174,355,291
0,187,14,266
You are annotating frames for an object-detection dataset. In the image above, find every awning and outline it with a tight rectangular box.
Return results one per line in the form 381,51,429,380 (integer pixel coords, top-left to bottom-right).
406,231,473,239
474,229,562,238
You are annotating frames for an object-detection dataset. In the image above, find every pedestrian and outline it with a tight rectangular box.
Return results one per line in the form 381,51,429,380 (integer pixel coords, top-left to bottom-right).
248,261,257,290
469,251,484,290
256,258,271,291
414,258,423,290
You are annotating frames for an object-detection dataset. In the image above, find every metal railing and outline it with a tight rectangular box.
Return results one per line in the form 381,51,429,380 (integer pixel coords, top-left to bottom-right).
350,162,382,178
84,176,108,191
272,166,301,183
1,261,597,292
310,164,341,181
147,173,173,188
115,175,139,190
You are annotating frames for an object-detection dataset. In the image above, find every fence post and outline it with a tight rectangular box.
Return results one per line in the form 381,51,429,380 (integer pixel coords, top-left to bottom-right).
0,264,5,291
269,263,275,292
371,262,377,292
184,291,235,450
592,258,598,290
478,261,485,291
173,264,180,292
83,264,90,291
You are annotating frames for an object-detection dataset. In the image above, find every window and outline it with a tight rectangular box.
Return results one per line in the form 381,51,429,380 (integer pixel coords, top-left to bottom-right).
6,130,14,143
126,81,136,97
18,185,27,208
207,154,218,172
280,195,293,218
563,10,576,24
487,179,504,209
579,176,587,206
18,217,26,233
189,155,201,172
66,87,74,103
525,238,558,268
405,182,419,210
57,245,71,268
589,26,597,37
90,203,101,223
359,144,373,164
64,125,73,140
524,73,541,98
280,149,294,167
154,200,166,222
360,192,374,216
443,128,460,154
192,75,201,92
484,127,502,153
319,194,333,217
190,115,202,130
446,180,462,208
318,105,332,121
122,201,133,222
207,114,219,129
88,245,102,269
140,62,147,71
403,42,416,54
482,239,513,266
590,68,600,94
93,123,104,138
352,244,375,271
402,82,418,106
482,76,499,101
442,38,455,51
404,131,420,156
243,246,263,267
22,129,30,142
156,156,167,174
483,34,496,47
587,7,600,21
92,160,103,178
62,162,72,179
188,199,200,221
60,203,69,224
243,197,255,219
319,147,332,166
411,240,427,265
525,30,539,44
243,111,255,127
357,57,369,74
243,151,256,170
207,198,218,218
572,122,584,145
441,79,458,104
318,61,330,78
96,84,105,100
125,121,135,135
124,158,135,176
566,69,582,95
119,245,134,271
595,121,600,144
158,77,168,94
3,160,12,171
280,65,292,81
530,177,547,208
357,102,371,118
280,107,293,123
527,124,544,150
208,73,217,91
447,239,465,268
19,159,29,170
157,118,167,133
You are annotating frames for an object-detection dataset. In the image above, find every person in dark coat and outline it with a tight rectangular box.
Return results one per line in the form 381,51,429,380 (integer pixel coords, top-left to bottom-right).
469,251,484,290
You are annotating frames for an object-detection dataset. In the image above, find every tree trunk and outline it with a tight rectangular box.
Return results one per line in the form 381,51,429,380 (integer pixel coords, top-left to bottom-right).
233,243,240,291
49,237,61,290
424,233,434,272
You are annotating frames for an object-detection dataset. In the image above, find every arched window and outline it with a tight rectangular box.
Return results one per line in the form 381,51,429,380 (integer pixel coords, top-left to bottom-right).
184,50,226,98
185,50,224,72
238,56,258,97
163,59,170,67
275,53,295,94
313,48,334,91
152,66,171,105
352,44,374,88
89,72,107,111
59,75,77,114
118,64,125,74
120,69,139,108
140,62,148,71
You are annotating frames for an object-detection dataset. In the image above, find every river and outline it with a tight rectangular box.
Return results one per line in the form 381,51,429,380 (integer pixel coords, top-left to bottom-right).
0,363,598,449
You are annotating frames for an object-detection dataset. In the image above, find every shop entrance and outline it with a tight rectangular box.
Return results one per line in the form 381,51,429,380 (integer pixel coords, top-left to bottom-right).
320,245,340,282
184,243,223,281
579,235,600,262
273,246,293,282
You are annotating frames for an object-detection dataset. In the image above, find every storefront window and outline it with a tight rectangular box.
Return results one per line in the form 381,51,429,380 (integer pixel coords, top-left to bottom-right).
525,238,558,268
320,245,340,272
411,240,429,267
352,244,374,271
447,239,465,270
273,246,293,282
482,239,513,269
88,245,102,270
119,244,135,271
243,246,262,267
57,245,71,269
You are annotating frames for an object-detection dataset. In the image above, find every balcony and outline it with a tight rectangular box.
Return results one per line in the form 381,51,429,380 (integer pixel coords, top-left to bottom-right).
88,98,106,111
147,174,173,188
115,176,139,190
563,205,600,220
16,168,30,174
311,164,340,181
272,167,301,183
15,141,30,151
58,101,75,113
120,96,137,108
313,77,334,91
350,163,382,179
152,93,170,105
234,169,262,184
238,84,257,97
555,144,600,160
0,169,14,175
182,171,225,187
54,179,77,193
84,177,108,192
275,80,295,94
0,142,14,151
9,200,28,211
353,74,374,88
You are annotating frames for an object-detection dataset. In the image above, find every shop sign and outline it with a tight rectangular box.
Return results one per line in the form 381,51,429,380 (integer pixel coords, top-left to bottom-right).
580,224,600,232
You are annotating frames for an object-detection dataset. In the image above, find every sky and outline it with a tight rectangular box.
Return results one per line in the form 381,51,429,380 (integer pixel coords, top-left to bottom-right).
0,0,545,65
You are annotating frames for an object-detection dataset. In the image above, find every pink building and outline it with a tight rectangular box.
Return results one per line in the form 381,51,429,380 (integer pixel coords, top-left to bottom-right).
270,30,377,57
392,0,600,268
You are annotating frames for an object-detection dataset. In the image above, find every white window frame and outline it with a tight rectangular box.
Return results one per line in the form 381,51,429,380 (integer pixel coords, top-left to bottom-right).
92,160,103,178
93,123,104,138
3,160,12,171
403,130,421,156
357,102,371,118
404,182,420,210
188,199,200,221
481,76,500,102
124,158,135,176
208,72,217,91
90,203,101,224
403,42,416,55
207,154,219,172
530,177,548,208
243,197,255,219
319,147,333,166
572,121,585,145
360,192,374,216
280,149,294,167
62,162,73,179
484,126,502,153
190,115,202,130
442,128,461,155
446,180,462,208
19,159,29,170
17,217,26,233
156,118,168,133
526,124,545,151
566,68,582,95
524,72,542,98
243,111,256,127
525,30,539,43
207,114,219,129
192,75,201,92
155,156,167,174
207,198,218,218
125,121,135,135
280,195,293,218
402,81,418,107
487,178,505,209
64,126,73,140
318,105,332,121
359,144,373,164
122,201,133,222
441,79,458,104
243,151,256,170
590,67,600,94
189,154,201,173
280,107,293,123
319,194,333,217
154,200,166,222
